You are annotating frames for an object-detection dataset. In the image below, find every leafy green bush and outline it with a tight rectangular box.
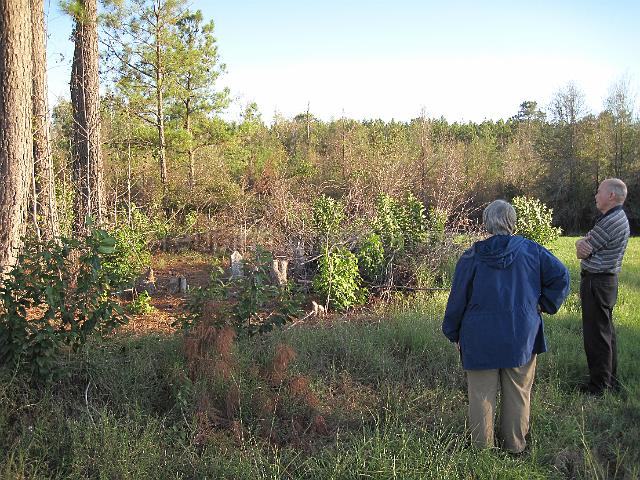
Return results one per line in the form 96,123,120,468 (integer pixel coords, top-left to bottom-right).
128,291,154,315
373,193,433,252
313,247,368,311
372,194,407,251
357,233,385,282
512,196,562,246
0,227,128,382
103,211,152,290
312,195,345,239
401,193,430,245
182,248,302,335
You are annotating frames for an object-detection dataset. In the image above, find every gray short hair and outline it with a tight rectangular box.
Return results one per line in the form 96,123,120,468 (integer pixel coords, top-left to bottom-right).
483,200,516,235
604,178,627,203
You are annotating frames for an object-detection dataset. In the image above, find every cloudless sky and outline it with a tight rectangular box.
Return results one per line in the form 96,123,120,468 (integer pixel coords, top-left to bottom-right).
45,0,640,123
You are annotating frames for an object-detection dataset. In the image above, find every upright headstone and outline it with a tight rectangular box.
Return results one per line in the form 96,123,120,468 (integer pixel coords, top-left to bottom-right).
168,274,180,294
231,250,244,279
179,276,188,293
135,266,156,295
270,258,288,287
168,273,188,294
293,242,306,278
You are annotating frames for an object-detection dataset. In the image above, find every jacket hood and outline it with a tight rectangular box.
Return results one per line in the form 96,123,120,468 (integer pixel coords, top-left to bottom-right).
474,234,526,269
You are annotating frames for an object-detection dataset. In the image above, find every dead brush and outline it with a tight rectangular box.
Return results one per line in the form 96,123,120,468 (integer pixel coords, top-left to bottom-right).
184,323,236,381
185,334,330,447
253,343,330,445
193,394,221,445
183,322,217,380
184,323,241,444
266,343,296,386
214,325,236,360
288,374,320,410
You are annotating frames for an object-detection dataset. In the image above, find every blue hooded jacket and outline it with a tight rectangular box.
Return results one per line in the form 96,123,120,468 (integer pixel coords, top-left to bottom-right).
442,235,570,370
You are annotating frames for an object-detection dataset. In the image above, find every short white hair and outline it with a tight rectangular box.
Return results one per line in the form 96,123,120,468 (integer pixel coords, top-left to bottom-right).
483,200,516,235
603,178,627,203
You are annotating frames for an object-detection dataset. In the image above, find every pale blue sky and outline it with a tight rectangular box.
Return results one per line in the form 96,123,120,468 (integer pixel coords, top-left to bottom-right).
45,0,640,123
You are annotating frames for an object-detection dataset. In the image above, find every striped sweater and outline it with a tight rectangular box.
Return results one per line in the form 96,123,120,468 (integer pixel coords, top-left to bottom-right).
581,205,630,274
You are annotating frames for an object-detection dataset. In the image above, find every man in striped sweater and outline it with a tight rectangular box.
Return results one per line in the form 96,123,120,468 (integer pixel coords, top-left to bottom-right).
575,178,630,395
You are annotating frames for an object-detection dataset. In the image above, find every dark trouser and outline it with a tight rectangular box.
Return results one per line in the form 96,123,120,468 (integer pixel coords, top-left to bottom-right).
580,271,618,390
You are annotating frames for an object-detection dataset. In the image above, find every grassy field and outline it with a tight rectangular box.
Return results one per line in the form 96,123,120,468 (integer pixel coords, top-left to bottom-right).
1,237,639,479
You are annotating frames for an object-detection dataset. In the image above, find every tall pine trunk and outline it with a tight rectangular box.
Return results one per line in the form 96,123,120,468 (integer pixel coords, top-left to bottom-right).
70,0,105,234
31,0,60,241
185,97,195,188
0,0,33,272
154,3,168,200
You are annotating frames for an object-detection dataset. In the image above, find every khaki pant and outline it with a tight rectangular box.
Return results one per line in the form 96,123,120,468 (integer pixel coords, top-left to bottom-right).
466,355,537,453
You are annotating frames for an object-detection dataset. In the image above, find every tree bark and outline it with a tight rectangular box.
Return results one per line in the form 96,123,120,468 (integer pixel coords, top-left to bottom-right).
0,0,33,272
184,97,196,188
154,3,168,198
71,0,105,235
31,0,60,241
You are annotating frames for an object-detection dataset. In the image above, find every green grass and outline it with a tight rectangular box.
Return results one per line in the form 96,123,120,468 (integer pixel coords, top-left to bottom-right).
1,238,639,479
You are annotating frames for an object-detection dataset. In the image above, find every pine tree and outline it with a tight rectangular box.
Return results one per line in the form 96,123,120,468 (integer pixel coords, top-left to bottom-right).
172,10,228,187
103,0,187,201
0,0,33,272
31,0,60,240
70,0,105,233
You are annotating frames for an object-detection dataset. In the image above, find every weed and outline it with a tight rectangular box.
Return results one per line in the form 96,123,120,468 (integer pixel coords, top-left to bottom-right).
127,290,154,315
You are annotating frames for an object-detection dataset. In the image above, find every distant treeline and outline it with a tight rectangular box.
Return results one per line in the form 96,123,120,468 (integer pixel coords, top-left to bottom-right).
50,82,639,248
48,0,639,246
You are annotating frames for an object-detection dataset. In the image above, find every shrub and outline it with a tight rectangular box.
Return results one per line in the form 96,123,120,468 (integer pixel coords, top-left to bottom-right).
401,193,429,245
127,291,154,315
0,227,127,382
373,193,434,252
182,248,303,335
232,248,302,334
372,194,406,251
313,247,368,311
512,196,562,246
312,195,345,240
357,233,385,283
103,213,152,290
366,194,454,291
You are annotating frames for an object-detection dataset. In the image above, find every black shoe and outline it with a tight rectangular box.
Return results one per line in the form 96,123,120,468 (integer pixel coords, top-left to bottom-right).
578,383,604,396
611,377,622,392
506,445,529,457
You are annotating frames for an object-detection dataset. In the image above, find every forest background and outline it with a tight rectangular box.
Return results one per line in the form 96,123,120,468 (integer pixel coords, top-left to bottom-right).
37,0,639,249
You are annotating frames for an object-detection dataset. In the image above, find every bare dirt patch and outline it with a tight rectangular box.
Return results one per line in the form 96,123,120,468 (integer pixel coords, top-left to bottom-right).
119,252,213,335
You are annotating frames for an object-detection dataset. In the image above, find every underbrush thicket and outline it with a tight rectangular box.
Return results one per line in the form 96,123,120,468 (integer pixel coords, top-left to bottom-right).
1,237,639,478
0,226,128,382
179,191,470,337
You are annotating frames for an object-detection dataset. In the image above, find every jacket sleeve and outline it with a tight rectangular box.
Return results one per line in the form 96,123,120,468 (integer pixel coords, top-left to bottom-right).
442,249,475,343
538,246,570,314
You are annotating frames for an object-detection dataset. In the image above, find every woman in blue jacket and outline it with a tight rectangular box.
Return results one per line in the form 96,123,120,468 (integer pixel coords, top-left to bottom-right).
442,200,569,454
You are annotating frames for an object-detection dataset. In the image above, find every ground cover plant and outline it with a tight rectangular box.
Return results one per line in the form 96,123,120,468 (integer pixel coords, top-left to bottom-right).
1,237,639,479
